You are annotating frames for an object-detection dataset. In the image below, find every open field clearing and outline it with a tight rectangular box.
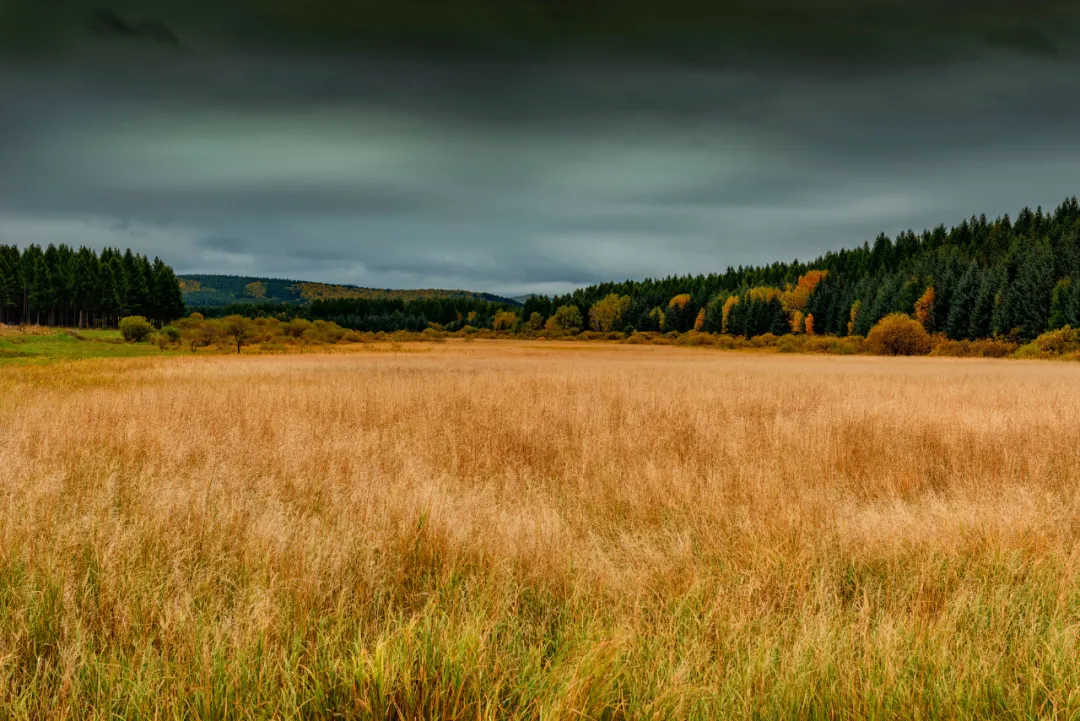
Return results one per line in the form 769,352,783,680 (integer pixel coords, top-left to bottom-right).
3,342,1080,718
0,328,177,366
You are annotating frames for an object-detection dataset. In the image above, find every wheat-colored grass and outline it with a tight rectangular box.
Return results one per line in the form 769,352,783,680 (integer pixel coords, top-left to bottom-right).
2,341,1080,719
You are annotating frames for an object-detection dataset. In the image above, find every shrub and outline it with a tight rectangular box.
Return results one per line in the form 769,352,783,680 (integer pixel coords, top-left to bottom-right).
680,331,717,347
776,334,805,353
865,314,932,356
161,325,181,342
119,316,154,343
1014,343,1048,360
930,339,969,357
803,336,836,353
932,338,1018,358
834,336,865,355
750,333,779,348
1031,326,1080,356
969,339,1017,358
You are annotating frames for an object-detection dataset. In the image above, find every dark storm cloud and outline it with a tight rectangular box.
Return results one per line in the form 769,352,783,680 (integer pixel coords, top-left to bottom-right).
1,3,1080,294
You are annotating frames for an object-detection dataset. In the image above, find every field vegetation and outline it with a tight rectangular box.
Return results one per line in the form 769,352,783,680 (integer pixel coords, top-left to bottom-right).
2,343,1080,718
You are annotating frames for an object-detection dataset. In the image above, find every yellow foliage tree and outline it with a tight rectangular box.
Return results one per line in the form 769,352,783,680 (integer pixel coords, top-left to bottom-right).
589,294,632,332
668,294,692,310
545,305,583,332
649,306,665,330
694,308,706,332
245,281,267,299
525,312,544,331
746,287,781,304
790,310,805,334
848,300,862,336
804,313,815,335
721,296,739,334
914,286,936,331
492,311,518,331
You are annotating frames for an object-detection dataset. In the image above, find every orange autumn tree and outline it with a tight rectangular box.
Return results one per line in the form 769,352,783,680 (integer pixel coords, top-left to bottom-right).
694,308,706,332
914,286,936,331
781,270,827,314
804,313,815,335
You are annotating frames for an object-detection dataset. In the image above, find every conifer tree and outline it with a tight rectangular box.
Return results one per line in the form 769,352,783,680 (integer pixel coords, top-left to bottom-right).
946,262,979,340
968,269,996,340
1011,239,1055,340
1048,279,1073,331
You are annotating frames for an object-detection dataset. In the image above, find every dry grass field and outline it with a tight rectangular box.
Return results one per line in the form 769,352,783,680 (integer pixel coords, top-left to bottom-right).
2,340,1080,719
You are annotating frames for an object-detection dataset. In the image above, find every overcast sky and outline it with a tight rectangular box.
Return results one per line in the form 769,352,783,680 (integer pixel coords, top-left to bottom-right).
2,2,1080,296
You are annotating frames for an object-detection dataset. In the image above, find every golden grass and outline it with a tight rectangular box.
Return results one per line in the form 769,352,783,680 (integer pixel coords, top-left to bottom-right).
2,342,1080,718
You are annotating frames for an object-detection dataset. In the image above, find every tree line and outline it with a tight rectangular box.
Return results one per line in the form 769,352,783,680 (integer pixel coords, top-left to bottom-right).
522,197,1080,342
0,245,185,328
7,197,1080,342
188,296,517,334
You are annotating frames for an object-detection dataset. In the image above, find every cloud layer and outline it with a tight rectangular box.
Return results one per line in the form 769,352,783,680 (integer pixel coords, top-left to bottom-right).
1,4,1080,294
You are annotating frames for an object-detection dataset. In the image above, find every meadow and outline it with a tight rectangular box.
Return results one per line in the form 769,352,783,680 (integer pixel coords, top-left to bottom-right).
2,340,1080,719
0,327,176,366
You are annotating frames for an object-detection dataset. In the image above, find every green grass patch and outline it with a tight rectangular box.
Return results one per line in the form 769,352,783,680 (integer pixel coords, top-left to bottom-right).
0,330,175,366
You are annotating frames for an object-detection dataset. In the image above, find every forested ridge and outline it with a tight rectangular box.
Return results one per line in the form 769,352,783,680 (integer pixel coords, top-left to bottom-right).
522,197,1080,342
0,245,185,328
180,273,519,308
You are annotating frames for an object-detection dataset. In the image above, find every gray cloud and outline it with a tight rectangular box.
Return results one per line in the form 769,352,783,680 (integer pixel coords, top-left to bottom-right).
1,41,1080,295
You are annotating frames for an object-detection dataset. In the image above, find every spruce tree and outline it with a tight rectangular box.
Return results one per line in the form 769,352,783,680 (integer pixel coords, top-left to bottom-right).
1011,239,1055,340
1068,278,1080,329
946,262,979,340
969,269,995,339
1048,279,1073,331
768,297,789,335
0,255,10,324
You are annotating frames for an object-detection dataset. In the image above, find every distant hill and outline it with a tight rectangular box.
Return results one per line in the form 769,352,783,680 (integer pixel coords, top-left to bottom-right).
179,274,520,308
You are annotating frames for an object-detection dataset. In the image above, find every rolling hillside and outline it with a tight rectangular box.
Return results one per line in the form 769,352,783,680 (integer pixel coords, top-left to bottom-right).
179,274,520,308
